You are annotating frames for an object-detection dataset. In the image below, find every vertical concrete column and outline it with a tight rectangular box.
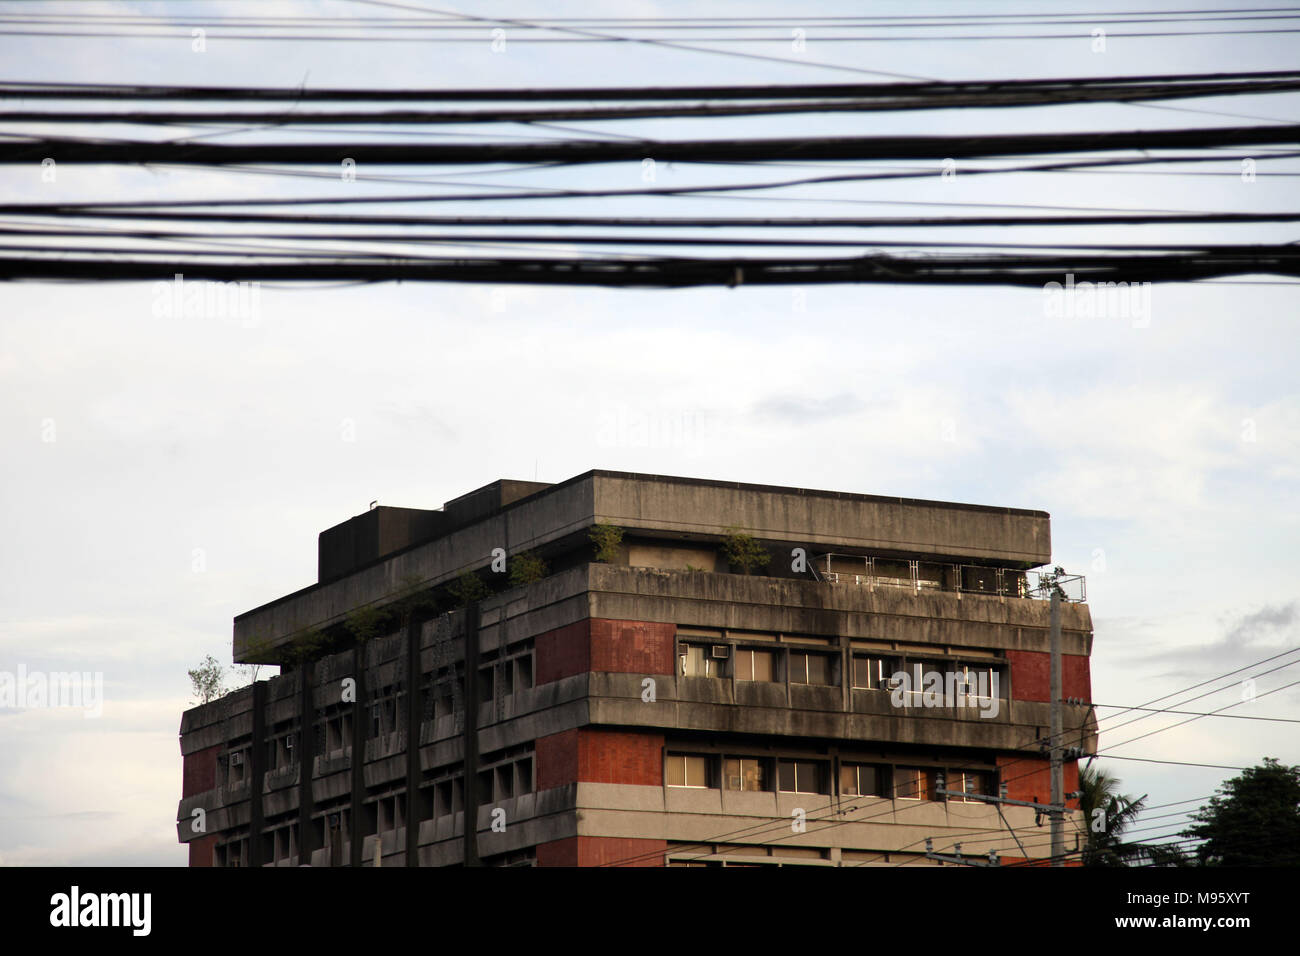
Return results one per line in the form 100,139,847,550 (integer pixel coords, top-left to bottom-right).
248,680,267,867
462,602,481,867
349,646,367,868
297,659,316,866
404,613,424,866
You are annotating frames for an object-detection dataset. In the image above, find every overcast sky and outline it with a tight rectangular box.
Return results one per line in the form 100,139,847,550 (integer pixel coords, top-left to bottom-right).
1,0,1297,865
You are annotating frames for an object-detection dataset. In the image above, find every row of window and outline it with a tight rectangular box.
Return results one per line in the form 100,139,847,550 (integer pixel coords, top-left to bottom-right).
682,645,833,684
681,644,1003,697
666,753,994,802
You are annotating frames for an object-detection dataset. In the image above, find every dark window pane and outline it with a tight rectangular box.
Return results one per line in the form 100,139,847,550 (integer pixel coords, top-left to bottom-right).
860,765,878,796
779,760,796,792
796,761,824,793
806,654,830,685
790,653,806,684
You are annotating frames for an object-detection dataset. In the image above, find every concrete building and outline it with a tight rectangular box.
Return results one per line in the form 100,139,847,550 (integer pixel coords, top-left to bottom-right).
177,470,1095,867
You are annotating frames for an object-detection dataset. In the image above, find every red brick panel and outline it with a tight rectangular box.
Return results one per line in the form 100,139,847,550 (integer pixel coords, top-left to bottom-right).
182,744,222,797
535,620,591,685
997,755,1080,809
579,729,664,786
536,618,678,685
537,836,666,867
590,620,676,675
1005,649,1091,703
535,729,580,791
536,728,665,789
188,834,218,867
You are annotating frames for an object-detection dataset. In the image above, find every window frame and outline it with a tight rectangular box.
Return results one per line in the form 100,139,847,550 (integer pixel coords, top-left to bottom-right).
777,758,827,795
666,752,712,789
734,647,775,682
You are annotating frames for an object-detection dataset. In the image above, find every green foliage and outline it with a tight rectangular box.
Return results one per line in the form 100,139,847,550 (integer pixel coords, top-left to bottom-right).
509,551,548,586
1180,757,1300,865
188,654,226,706
1080,765,1157,866
721,526,770,575
449,569,491,607
345,603,391,643
282,627,328,665
589,523,624,563
392,573,438,623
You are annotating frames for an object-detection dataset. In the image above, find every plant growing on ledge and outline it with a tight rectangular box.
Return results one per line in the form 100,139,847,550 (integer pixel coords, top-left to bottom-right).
509,550,548,586
721,526,770,575
393,572,438,624
449,568,491,607
345,603,391,643
589,523,624,563
282,627,329,666
188,654,226,705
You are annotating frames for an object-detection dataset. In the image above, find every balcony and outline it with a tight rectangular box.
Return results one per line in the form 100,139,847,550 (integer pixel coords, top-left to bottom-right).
813,555,1085,603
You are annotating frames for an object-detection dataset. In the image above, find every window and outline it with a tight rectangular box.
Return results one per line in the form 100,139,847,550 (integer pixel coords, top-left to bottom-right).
734,648,774,682
666,754,710,788
778,760,826,794
478,667,494,704
723,758,767,792
495,764,514,800
501,662,515,696
894,766,932,800
955,663,1000,701
789,651,831,685
852,656,898,690
514,656,533,690
370,703,383,737
515,757,533,794
437,684,455,720
435,778,462,817
840,763,882,797
680,644,723,678
949,770,991,802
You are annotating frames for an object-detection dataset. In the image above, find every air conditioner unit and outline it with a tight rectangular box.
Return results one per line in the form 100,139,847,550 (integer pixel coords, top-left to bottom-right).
884,677,903,691
230,752,243,766
710,645,730,659
328,813,340,828
285,735,294,750
824,572,840,583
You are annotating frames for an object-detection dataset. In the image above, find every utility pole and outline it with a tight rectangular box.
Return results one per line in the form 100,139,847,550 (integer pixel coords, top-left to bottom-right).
1049,586,1064,867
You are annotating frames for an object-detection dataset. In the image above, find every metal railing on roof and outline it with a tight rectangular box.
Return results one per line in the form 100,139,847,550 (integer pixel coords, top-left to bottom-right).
812,554,1085,603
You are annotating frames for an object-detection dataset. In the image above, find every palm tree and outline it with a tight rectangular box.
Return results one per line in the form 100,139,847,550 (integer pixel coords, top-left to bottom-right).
1079,765,1148,866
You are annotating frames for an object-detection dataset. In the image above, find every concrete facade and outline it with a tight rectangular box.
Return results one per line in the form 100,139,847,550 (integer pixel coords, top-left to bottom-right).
178,470,1093,867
